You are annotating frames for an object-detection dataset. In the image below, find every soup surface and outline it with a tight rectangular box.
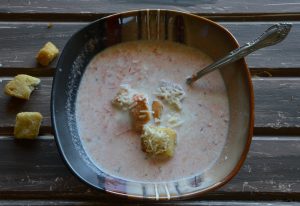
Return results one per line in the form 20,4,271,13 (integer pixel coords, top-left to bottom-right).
76,40,229,182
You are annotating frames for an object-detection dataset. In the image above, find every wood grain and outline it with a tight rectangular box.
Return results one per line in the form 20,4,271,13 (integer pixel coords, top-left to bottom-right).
0,22,299,70
1,77,299,135
0,0,299,204
0,136,299,201
1,0,300,21
0,22,85,71
253,77,300,134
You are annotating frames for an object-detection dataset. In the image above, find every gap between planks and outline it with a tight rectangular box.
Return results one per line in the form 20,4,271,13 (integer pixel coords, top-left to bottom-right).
1,13,300,22
0,200,299,206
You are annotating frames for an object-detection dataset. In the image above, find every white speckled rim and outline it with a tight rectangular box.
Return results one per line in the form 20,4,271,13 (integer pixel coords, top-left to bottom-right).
53,9,254,201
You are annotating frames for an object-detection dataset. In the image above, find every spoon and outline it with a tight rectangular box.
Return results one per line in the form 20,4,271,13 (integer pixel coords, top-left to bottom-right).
186,23,292,85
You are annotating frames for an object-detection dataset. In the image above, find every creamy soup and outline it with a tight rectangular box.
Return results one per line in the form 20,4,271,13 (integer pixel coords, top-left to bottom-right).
76,41,229,182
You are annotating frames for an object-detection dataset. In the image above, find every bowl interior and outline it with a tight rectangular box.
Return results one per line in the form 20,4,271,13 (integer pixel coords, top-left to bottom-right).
51,10,254,200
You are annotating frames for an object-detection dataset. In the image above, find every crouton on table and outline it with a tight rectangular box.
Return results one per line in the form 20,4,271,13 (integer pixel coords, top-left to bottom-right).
36,42,59,66
14,112,43,139
4,74,40,100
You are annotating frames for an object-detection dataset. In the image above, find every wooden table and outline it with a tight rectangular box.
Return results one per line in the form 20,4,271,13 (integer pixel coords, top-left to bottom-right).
0,1,300,205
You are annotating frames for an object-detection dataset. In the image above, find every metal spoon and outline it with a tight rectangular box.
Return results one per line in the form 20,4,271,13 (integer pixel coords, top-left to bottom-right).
186,23,292,85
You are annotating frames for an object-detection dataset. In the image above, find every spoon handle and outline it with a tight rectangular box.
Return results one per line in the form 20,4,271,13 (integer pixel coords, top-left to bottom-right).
186,23,292,85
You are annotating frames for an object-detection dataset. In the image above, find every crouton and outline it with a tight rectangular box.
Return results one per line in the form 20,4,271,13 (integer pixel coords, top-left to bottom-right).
4,74,40,100
14,112,43,139
36,42,59,66
130,97,150,133
152,100,163,120
112,86,133,110
112,85,146,111
141,125,176,158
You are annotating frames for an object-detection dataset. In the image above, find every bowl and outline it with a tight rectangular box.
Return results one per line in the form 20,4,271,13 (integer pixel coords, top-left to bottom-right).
51,9,254,200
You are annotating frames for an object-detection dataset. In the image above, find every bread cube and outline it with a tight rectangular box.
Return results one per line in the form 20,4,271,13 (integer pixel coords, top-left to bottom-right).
36,42,59,66
141,125,177,158
130,97,151,133
4,74,41,100
152,100,163,120
14,112,43,139
112,85,135,110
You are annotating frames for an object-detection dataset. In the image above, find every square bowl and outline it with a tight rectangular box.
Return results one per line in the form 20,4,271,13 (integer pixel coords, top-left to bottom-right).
51,9,254,200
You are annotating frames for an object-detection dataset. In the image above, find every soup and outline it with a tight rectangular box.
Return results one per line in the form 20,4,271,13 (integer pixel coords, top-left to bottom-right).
76,40,229,182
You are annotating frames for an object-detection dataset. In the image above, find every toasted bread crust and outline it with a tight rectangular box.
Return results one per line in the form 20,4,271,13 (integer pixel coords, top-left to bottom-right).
4,74,40,100
36,42,59,66
141,125,177,158
152,100,163,119
14,112,43,139
130,99,150,133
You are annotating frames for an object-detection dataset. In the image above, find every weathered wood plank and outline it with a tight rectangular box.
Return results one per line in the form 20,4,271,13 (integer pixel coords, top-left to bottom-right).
0,1,299,204
253,77,300,134
0,22,85,71
1,0,300,21
0,136,299,200
225,22,299,70
0,22,299,70
1,77,299,134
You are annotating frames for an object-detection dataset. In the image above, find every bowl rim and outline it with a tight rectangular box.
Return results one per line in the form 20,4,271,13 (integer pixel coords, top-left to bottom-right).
51,9,254,200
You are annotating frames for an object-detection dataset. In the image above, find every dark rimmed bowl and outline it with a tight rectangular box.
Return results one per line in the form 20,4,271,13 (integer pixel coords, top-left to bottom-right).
51,9,254,200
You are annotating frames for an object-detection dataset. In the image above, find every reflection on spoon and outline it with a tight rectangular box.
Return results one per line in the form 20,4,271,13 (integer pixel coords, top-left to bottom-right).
186,23,292,85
